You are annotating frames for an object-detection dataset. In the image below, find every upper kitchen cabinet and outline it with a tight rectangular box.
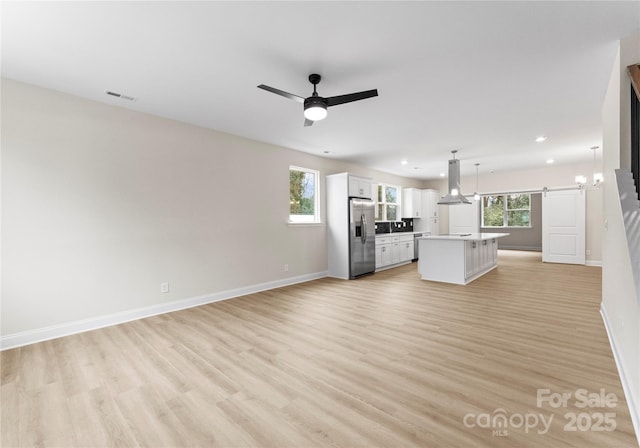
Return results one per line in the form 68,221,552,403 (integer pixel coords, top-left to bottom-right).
348,175,373,199
402,188,422,218
422,189,440,219
413,189,441,235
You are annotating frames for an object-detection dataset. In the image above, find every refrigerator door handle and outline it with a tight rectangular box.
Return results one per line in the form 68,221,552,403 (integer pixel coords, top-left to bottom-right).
361,214,366,244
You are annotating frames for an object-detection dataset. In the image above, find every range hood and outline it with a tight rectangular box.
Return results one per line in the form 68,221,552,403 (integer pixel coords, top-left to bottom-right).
438,151,472,205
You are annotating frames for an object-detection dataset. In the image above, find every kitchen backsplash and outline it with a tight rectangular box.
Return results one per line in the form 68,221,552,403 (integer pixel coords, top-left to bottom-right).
375,218,413,234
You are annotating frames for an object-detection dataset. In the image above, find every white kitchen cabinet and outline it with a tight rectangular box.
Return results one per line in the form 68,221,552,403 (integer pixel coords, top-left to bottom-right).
399,235,414,262
480,238,497,270
470,237,497,273
482,240,490,271
375,234,414,270
348,175,372,199
418,234,507,285
413,189,440,235
422,218,440,235
422,189,440,219
391,240,401,265
376,236,391,267
402,188,422,218
489,238,497,266
464,240,480,278
381,245,392,266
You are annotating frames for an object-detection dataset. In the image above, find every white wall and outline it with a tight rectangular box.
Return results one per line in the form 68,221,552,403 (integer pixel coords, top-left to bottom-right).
423,163,603,262
601,33,640,439
1,79,422,340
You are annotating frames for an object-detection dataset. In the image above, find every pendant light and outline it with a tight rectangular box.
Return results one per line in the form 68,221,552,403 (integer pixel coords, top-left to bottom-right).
473,163,481,201
575,175,587,185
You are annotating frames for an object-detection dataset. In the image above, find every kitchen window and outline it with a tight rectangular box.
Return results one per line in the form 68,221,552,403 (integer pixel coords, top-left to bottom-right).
289,166,320,223
482,193,531,227
377,183,400,221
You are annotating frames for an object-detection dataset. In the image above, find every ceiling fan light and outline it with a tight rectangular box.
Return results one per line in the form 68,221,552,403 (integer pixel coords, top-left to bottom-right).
304,104,327,121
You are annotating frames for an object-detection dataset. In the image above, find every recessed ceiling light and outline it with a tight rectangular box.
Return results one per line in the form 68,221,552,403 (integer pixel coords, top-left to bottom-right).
323,150,334,155
546,159,554,164
401,159,408,165
413,166,420,170
535,136,547,143
439,172,446,177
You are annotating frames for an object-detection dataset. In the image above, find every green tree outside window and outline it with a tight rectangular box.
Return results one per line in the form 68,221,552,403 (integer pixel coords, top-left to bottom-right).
482,194,530,227
289,166,319,223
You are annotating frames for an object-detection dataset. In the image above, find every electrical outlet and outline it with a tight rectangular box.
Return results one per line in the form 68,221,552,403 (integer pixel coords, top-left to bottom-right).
160,282,169,294
284,264,289,272
586,250,591,256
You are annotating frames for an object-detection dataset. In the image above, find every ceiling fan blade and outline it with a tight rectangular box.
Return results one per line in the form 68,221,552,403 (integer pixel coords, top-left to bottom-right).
326,89,378,107
304,118,314,127
257,84,304,103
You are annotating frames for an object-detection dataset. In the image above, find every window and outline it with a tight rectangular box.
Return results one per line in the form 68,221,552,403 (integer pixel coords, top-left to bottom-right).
482,194,530,227
377,183,400,221
289,166,320,223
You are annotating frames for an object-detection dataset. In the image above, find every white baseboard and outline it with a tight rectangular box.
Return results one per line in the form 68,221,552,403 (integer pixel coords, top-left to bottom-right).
586,260,603,267
0,271,328,351
600,303,640,447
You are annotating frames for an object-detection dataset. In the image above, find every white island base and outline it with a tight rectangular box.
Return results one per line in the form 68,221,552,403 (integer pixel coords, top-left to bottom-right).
418,233,509,285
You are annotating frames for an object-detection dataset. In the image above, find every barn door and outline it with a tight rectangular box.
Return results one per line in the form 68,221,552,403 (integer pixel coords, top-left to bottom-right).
542,189,586,264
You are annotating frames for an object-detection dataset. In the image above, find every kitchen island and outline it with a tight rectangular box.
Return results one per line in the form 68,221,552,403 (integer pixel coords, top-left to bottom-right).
418,233,509,285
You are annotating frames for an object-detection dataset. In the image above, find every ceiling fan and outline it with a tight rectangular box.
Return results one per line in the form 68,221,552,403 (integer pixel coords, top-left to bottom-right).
257,74,378,127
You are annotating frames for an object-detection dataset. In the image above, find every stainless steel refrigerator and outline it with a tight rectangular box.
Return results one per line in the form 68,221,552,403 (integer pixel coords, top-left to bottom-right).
349,198,376,278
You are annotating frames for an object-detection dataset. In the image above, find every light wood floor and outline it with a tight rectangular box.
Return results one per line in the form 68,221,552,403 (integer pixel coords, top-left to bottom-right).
1,251,636,447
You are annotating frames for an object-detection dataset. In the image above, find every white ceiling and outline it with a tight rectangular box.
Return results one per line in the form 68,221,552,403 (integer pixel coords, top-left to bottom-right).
2,1,638,179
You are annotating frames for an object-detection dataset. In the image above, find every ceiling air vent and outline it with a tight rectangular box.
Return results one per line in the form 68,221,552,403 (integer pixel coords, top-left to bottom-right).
105,90,136,101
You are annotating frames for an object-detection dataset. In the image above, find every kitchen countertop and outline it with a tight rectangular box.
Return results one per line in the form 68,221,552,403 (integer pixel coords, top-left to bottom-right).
419,232,509,241
375,231,424,236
